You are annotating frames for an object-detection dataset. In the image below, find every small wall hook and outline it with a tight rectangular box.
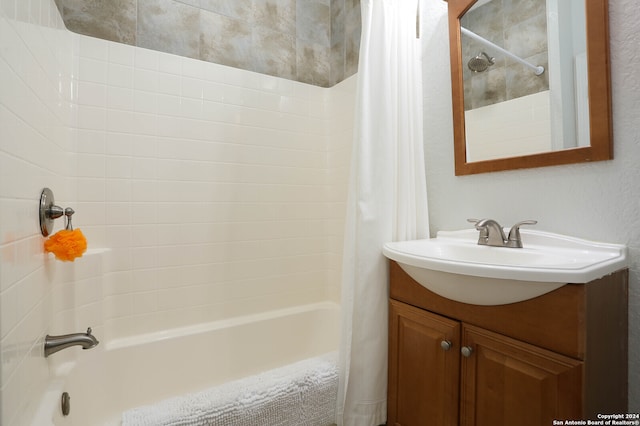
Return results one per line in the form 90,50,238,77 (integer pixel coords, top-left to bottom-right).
39,188,77,237
64,208,75,230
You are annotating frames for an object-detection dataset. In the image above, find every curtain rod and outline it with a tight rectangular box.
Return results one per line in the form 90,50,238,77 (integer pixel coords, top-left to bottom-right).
460,26,545,75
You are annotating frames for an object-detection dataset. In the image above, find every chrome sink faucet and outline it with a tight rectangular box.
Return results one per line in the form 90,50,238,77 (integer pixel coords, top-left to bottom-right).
44,327,99,357
468,219,537,248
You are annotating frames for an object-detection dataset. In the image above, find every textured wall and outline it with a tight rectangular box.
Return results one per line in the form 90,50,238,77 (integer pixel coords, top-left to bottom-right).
54,0,361,87
422,0,640,411
461,0,549,110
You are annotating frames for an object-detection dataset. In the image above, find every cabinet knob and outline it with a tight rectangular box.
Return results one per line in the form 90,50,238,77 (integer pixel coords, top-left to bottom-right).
440,340,452,351
461,346,473,357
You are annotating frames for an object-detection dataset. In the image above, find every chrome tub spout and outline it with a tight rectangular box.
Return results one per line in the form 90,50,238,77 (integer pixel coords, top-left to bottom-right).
44,327,99,357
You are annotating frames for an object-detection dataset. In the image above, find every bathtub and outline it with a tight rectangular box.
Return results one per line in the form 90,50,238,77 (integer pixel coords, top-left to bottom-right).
41,302,340,425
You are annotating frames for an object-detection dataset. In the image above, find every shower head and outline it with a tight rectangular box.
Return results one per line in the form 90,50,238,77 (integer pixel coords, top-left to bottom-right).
468,52,495,73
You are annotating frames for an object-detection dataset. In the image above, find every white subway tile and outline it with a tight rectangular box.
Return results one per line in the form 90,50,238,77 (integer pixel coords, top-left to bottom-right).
179,97,202,119
76,153,105,178
105,156,132,179
107,63,134,89
104,293,132,318
74,276,102,306
75,202,105,227
78,57,107,84
134,68,158,93
132,157,156,179
105,132,134,156
75,129,106,154
76,178,105,202
202,81,225,102
77,105,106,130
181,76,204,99
131,203,157,224
79,35,108,61
157,72,181,96
131,269,157,292
103,270,132,296
106,202,131,225
0,280,19,339
131,225,157,247
132,291,157,314
108,42,134,66
157,94,182,117
131,247,156,269
135,47,159,71
131,180,158,202
180,56,205,79
130,134,157,158
105,179,131,202
134,89,158,114
158,52,182,75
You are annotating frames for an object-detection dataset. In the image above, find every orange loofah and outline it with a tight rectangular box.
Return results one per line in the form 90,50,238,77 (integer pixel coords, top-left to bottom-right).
44,228,87,261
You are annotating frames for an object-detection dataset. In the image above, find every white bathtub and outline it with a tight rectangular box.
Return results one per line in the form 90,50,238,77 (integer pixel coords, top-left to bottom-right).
42,302,340,425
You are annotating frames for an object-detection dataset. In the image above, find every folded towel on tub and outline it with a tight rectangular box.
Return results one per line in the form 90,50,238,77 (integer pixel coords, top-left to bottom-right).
121,352,338,426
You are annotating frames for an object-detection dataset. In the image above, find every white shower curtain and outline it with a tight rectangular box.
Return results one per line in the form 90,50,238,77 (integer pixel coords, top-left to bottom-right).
336,0,429,425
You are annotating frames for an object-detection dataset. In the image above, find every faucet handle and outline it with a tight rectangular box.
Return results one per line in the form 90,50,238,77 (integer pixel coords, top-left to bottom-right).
467,218,489,241
86,327,93,335
507,220,537,248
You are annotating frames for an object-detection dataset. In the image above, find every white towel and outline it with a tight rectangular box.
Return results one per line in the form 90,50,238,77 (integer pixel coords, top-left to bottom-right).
122,352,338,426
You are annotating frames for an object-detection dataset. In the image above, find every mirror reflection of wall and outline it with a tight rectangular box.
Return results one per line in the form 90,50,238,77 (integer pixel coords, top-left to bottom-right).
462,0,549,110
547,0,589,151
462,0,552,162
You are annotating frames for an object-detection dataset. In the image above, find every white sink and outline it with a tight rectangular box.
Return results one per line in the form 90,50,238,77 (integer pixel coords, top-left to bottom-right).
383,229,627,305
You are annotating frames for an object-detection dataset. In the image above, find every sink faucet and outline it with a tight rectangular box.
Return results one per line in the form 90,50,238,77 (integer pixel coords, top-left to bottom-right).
44,327,99,357
468,219,537,248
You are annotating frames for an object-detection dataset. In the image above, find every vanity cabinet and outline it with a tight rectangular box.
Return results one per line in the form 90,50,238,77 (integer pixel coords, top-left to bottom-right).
387,261,628,426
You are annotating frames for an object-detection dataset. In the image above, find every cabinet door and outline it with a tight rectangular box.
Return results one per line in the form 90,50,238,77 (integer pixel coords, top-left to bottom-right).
388,300,461,426
460,324,583,426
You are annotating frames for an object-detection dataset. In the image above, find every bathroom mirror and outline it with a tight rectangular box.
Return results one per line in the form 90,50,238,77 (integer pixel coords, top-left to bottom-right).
447,0,612,175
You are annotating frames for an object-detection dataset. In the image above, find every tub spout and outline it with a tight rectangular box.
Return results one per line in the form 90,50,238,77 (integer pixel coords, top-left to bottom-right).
44,327,99,357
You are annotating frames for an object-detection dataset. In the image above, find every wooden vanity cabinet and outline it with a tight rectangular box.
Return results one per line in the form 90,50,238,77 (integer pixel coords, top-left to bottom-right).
387,261,628,426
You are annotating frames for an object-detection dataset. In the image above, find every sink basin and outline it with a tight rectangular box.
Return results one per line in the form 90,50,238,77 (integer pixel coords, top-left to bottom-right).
382,229,627,305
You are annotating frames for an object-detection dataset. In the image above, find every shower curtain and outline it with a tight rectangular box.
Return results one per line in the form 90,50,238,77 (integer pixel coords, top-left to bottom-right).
336,0,429,425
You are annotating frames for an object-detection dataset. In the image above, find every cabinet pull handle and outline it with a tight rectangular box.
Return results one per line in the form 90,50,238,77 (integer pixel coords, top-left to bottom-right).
461,346,473,357
440,340,452,351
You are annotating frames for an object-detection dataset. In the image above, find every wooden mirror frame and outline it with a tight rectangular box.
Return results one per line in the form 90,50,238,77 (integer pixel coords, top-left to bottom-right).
448,0,613,175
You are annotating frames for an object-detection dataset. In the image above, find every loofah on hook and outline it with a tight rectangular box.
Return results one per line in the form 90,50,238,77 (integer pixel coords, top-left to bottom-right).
44,228,87,261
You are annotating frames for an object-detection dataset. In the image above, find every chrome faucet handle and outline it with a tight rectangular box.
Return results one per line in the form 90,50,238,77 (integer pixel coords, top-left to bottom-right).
475,218,507,246
506,220,538,248
467,218,489,240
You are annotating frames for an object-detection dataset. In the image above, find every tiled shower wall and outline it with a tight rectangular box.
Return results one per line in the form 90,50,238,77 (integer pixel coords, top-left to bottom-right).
461,0,549,110
0,0,356,423
54,0,361,87
0,0,76,424
73,36,355,339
